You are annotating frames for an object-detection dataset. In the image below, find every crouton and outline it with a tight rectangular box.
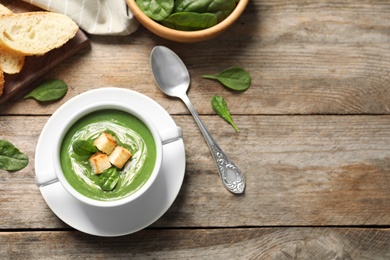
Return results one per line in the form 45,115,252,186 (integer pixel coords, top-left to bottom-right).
89,152,111,174
108,146,132,169
93,132,117,155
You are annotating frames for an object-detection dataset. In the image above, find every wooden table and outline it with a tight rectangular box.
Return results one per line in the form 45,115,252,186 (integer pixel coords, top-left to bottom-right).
1,0,389,258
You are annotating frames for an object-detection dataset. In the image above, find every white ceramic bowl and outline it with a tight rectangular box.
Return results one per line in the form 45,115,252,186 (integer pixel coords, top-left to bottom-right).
36,90,182,208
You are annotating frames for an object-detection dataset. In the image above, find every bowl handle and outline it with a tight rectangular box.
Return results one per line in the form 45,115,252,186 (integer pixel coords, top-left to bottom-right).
160,127,183,145
36,170,58,187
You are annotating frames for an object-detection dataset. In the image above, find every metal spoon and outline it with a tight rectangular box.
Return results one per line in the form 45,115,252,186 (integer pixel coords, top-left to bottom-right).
150,46,245,194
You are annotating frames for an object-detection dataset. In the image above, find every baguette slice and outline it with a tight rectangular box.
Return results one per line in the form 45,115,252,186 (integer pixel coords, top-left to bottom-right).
0,4,25,74
0,12,78,56
0,52,24,74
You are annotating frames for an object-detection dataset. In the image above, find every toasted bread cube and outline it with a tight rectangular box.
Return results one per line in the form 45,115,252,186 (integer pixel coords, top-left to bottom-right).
93,132,117,155
108,146,132,169
89,152,111,174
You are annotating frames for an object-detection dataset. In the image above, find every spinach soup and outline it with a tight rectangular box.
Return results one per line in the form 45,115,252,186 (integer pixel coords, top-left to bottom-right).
60,109,157,201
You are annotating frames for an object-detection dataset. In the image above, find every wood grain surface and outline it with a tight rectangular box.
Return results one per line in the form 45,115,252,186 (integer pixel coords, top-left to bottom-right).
1,228,389,259
0,0,389,259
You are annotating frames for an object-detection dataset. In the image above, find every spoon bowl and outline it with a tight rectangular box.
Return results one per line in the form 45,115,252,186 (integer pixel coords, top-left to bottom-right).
150,46,245,194
150,47,190,98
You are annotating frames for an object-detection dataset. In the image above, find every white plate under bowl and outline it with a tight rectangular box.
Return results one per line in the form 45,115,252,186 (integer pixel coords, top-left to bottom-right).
35,87,186,237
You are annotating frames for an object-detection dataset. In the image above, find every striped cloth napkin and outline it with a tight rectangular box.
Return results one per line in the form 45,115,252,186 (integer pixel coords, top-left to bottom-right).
21,0,139,35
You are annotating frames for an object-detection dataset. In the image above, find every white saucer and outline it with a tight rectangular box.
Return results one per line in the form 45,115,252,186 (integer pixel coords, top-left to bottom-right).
35,88,186,237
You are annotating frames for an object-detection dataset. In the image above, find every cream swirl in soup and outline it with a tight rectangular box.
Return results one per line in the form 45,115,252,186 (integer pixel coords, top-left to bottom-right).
60,110,156,201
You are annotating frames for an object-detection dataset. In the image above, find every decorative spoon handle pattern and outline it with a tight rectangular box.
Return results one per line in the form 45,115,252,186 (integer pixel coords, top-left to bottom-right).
180,94,245,194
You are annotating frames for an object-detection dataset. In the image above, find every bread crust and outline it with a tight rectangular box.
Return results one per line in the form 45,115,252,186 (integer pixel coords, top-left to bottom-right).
0,69,4,96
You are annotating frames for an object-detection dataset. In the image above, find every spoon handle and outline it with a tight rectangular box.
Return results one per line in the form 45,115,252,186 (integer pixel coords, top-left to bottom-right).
180,94,245,194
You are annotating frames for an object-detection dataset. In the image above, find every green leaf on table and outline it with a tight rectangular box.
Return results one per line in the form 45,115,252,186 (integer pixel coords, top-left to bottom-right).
72,140,98,157
202,67,251,91
0,139,29,171
98,167,119,191
211,95,239,132
24,79,68,102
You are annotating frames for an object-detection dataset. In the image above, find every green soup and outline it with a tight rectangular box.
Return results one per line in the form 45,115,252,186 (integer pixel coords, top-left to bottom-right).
60,109,157,201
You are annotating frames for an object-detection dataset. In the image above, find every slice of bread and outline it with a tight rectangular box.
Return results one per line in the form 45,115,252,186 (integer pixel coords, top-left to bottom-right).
0,51,24,74
0,11,78,56
0,4,25,74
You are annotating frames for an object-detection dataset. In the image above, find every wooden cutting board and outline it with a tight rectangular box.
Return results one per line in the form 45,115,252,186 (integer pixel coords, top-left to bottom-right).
0,30,90,108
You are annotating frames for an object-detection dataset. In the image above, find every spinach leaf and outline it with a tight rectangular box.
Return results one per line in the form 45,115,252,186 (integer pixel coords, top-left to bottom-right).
24,79,68,102
202,67,251,91
72,140,98,157
174,0,236,22
0,139,29,171
136,0,174,21
98,167,119,191
211,96,239,132
162,12,218,31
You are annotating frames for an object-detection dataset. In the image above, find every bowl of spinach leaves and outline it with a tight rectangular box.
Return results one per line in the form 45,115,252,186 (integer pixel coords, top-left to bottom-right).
126,0,249,42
